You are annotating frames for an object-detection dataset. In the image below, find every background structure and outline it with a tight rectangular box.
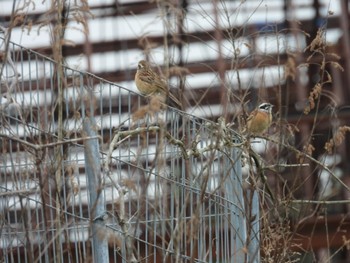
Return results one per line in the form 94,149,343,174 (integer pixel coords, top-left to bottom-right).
1,0,350,262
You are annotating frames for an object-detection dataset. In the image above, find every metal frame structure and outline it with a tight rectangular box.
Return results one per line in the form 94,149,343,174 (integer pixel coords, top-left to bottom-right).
0,38,259,263
2,1,350,262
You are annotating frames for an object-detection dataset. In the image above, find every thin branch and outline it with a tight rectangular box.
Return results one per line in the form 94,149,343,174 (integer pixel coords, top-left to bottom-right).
265,136,350,193
265,163,310,169
0,133,101,151
290,199,350,205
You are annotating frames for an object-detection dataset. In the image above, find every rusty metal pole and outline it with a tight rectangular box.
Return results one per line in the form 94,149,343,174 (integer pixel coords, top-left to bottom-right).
287,0,315,199
339,1,350,95
213,0,228,119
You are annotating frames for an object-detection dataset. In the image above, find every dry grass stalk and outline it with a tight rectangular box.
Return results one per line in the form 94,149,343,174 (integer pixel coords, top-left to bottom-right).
132,94,167,123
167,66,191,78
304,83,322,114
284,55,297,80
324,126,350,154
308,28,324,53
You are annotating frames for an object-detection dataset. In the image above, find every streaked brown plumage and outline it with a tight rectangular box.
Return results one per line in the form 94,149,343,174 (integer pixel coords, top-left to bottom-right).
135,60,181,107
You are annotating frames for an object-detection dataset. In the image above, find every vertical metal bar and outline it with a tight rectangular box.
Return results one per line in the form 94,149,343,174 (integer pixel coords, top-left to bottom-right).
225,148,246,263
248,190,260,263
83,118,108,263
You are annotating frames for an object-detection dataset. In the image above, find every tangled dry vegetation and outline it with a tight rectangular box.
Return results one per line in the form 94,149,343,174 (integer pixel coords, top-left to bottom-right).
1,1,350,263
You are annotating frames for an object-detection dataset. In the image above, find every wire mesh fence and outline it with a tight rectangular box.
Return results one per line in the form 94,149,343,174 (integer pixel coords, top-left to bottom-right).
0,37,259,263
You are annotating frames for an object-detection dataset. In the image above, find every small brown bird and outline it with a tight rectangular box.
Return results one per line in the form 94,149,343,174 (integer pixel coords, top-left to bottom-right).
135,60,181,107
246,102,273,135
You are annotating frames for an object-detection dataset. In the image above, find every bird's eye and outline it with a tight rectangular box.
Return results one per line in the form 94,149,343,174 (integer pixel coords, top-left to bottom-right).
138,64,143,69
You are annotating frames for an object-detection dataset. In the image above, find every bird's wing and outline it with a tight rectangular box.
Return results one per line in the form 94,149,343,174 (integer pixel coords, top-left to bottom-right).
154,78,168,92
138,72,155,84
139,72,168,91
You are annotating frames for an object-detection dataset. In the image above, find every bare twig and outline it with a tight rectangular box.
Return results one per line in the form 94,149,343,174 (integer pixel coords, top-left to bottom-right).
266,136,350,193
0,133,100,151
290,199,350,205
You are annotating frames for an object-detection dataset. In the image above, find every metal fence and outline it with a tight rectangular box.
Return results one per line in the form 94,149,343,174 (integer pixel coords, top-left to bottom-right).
0,37,259,263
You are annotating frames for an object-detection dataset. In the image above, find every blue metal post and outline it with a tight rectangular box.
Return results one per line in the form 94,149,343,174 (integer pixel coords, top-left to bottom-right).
83,118,109,263
225,148,247,263
248,189,260,263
